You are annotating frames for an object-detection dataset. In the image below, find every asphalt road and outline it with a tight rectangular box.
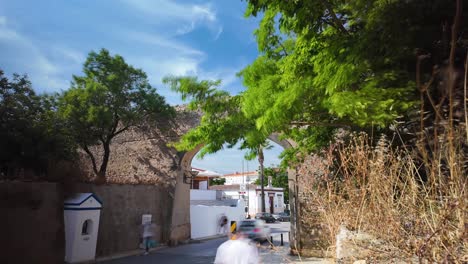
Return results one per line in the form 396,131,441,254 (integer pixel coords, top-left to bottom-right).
101,222,291,264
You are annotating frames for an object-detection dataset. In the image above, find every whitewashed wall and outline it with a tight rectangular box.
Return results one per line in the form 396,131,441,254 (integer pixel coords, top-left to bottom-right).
190,189,217,200
190,200,245,239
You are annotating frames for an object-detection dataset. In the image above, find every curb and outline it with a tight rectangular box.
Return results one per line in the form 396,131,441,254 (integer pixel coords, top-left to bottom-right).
93,244,168,263
189,234,228,243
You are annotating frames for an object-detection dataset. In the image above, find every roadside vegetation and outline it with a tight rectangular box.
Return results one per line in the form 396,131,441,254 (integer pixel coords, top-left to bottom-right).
0,49,174,183
170,0,467,262
299,124,466,262
1,0,466,261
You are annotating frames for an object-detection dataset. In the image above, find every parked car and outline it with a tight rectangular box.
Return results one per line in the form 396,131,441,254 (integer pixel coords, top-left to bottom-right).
238,219,271,242
274,212,290,222
255,212,276,223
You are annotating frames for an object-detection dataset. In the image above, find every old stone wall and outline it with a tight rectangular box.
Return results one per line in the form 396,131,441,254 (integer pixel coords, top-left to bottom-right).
0,181,65,264
75,106,201,254
291,154,333,258
74,183,173,257
78,106,200,185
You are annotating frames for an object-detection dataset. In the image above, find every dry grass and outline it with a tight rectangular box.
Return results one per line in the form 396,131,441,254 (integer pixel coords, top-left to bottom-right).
299,127,467,262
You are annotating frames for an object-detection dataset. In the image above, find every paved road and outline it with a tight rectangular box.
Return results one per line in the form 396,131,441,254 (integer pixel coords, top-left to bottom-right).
101,222,292,264
102,237,223,264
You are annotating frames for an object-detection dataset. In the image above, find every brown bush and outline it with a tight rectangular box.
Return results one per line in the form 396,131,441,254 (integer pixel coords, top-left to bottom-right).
299,128,467,262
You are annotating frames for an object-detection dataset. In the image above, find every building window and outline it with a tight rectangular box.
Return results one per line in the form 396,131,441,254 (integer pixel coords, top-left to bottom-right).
82,219,93,235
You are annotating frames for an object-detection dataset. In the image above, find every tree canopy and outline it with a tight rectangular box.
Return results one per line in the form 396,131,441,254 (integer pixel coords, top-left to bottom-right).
0,70,76,179
239,0,468,156
163,76,269,156
165,1,467,173
59,49,174,182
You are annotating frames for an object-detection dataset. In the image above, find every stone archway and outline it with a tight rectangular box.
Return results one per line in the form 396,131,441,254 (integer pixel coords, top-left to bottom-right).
76,105,307,254
170,133,298,246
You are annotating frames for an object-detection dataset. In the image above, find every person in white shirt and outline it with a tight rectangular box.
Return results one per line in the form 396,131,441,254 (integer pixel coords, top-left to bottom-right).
214,231,259,264
141,221,156,255
218,214,229,235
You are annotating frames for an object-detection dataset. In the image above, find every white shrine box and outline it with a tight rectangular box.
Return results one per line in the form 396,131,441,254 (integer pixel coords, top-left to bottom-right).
64,193,102,263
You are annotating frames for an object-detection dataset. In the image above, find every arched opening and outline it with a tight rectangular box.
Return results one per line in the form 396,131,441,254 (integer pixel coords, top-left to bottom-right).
168,132,300,248
81,219,93,235
181,133,295,175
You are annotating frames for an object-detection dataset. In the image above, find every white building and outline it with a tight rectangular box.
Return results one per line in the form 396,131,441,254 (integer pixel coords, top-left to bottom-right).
209,179,285,216
189,189,245,239
223,171,259,185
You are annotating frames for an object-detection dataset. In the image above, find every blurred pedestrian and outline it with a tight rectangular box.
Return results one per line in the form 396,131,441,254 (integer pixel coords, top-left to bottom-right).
218,214,228,235
141,221,156,255
214,231,259,264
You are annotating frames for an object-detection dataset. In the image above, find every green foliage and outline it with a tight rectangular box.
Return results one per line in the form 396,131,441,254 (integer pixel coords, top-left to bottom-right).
209,177,226,186
59,49,174,181
0,70,76,178
239,0,467,157
164,76,269,157
253,167,289,203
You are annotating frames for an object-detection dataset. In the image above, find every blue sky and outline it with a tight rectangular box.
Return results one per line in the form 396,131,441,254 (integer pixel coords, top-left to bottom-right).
0,0,283,174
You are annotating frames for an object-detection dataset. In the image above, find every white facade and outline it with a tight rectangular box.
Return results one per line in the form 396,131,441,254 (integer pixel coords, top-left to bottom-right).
223,171,259,185
189,189,245,239
190,189,217,200
64,193,102,263
212,185,285,216
190,200,245,239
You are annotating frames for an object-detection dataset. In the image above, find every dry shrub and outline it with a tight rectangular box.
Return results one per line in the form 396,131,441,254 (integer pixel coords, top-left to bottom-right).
299,128,467,263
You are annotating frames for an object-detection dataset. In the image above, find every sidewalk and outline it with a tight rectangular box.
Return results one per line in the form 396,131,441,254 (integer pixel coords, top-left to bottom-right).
259,233,334,264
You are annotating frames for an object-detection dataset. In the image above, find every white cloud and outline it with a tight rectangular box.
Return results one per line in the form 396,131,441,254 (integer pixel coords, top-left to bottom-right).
53,46,85,64
0,20,69,92
196,65,245,93
0,16,6,27
121,0,216,23
128,31,204,56
120,0,223,39
213,26,223,40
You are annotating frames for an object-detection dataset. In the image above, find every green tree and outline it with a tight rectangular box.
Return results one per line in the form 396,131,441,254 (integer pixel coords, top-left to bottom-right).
164,76,272,212
0,70,76,178
209,177,226,186
239,0,467,157
254,167,289,203
244,142,272,212
59,49,174,183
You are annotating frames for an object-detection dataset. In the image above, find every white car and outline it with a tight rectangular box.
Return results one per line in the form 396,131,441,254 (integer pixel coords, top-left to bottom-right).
238,219,271,242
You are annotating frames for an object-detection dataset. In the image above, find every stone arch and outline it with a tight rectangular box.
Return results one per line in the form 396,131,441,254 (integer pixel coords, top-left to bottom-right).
179,133,296,173
169,133,298,245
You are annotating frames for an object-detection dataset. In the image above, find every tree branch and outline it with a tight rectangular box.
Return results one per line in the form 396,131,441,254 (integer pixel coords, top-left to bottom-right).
447,0,462,154
110,115,119,136
279,42,289,56
464,54,467,143
319,0,349,35
82,144,99,176
113,125,130,138
289,121,352,127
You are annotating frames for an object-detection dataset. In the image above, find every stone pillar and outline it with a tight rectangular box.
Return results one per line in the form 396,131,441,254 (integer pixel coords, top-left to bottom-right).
287,167,300,255
169,144,203,245
288,167,332,258
298,204,332,257
168,169,191,245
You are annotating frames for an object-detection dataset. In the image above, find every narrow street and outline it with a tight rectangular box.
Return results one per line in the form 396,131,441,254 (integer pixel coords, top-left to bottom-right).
102,222,295,264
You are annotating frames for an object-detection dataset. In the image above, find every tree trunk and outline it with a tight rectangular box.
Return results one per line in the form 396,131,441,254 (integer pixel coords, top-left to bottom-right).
259,147,266,213
95,141,111,185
